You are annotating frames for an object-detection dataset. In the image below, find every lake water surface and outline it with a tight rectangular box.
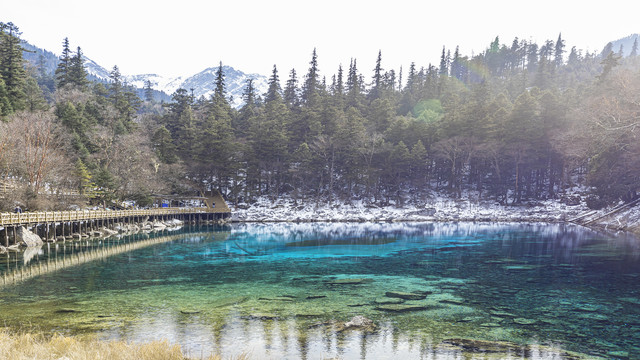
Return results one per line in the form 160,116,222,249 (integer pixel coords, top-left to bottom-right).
1,222,639,359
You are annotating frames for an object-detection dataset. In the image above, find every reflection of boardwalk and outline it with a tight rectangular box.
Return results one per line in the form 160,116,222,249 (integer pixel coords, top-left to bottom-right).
0,231,211,287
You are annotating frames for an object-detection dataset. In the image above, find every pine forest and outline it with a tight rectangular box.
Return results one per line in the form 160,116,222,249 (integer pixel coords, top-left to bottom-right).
1,22,639,211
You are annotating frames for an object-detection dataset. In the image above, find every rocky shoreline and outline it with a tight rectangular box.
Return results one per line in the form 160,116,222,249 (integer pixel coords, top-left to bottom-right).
230,196,640,237
3,196,638,256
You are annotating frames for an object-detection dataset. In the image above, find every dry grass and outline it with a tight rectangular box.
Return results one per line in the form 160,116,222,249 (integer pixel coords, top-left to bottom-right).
0,329,248,360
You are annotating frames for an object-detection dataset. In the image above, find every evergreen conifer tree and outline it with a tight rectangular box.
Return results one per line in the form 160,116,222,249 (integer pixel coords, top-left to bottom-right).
55,37,72,87
284,68,300,108
143,80,154,102
68,46,89,88
369,50,384,100
214,62,226,102
631,37,639,57
439,46,448,76
301,49,320,106
0,22,27,112
554,33,565,67
265,65,282,103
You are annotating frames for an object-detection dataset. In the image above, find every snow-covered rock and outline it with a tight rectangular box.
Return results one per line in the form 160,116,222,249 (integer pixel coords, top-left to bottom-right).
231,195,591,224
17,227,44,247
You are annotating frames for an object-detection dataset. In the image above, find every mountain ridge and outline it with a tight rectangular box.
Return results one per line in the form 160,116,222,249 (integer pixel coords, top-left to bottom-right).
21,40,268,108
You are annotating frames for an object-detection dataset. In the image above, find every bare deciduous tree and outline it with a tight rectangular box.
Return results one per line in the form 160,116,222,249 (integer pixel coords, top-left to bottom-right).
8,111,68,195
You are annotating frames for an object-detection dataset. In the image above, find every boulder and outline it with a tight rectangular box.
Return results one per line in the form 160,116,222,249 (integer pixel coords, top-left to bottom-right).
166,219,183,227
17,226,44,247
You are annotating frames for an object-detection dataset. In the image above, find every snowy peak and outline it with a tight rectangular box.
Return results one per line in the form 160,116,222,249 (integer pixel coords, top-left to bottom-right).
82,59,268,108
23,39,269,108
610,34,640,57
180,66,269,108
83,57,111,81
125,73,184,96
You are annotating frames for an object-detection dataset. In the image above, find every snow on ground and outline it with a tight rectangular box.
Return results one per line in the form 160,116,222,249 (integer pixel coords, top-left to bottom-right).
230,193,591,223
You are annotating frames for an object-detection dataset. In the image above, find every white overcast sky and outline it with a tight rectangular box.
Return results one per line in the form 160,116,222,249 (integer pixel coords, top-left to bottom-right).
4,0,639,79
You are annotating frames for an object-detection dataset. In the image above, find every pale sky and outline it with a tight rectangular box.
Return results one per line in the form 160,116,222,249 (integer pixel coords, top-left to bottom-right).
4,0,639,79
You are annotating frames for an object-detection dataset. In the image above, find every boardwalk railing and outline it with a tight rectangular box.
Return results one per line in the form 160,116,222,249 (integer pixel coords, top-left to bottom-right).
0,207,230,227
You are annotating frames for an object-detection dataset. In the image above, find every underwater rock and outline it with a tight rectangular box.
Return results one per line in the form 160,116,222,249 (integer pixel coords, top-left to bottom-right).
442,338,518,352
347,303,368,307
619,297,640,305
439,299,465,305
503,265,540,271
212,296,249,308
479,322,501,327
258,297,294,302
258,296,293,301
385,291,427,300
374,297,404,304
573,304,599,312
513,318,537,325
577,313,609,322
328,278,373,285
500,288,520,295
245,313,278,320
457,316,483,322
374,304,428,312
55,308,79,314
490,310,516,318
180,309,200,314
295,312,323,317
607,350,629,359
306,295,327,299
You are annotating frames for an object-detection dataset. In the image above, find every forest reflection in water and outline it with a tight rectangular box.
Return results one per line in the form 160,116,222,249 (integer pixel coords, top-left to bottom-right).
1,222,639,359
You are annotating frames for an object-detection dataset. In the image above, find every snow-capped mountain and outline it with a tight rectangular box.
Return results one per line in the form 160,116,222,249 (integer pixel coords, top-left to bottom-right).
84,59,268,108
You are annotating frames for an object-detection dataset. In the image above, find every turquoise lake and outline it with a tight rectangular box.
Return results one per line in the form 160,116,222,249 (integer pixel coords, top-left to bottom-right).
1,222,639,359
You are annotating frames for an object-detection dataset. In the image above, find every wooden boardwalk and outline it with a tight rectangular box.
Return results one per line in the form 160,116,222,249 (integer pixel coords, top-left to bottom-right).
0,190,231,247
0,206,228,227
1,189,231,227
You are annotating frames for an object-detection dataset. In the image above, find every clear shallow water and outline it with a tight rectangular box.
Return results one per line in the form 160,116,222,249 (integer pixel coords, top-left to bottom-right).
1,222,639,359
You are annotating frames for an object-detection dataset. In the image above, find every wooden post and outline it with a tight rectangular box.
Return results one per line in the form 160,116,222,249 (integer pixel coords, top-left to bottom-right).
3,227,7,247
